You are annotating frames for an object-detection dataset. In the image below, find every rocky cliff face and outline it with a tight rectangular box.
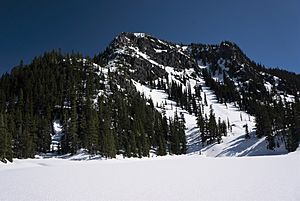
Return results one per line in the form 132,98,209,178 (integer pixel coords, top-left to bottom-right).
96,32,198,83
95,32,299,104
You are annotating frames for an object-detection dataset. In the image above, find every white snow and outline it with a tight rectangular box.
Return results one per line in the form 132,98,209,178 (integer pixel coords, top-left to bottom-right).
182,46,188,51
285,94,296,102
154,48,167,53
50,120,63,151
133,32,145,38
131,64,264,157
127,46,164,68
53,120,62,133
0,152,299,201
158,39,172,48
264,81,273,92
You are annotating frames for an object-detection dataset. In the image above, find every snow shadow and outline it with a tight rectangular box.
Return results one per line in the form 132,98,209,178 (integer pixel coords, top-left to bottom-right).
186,127,201,153
216,132,288,157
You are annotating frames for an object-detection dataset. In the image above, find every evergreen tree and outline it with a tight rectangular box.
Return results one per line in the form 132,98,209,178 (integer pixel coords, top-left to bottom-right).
86,109,99,154
36,118,51,153
286,99,300,151
69,97,79,153
220,120,227,137
204,93,208,106
244,123,250,139
208,105,217,144
216,117,222,143
169,116,179,154
0,113,12,162
102,101,116,158
197,111,205,143
179,113,186,154
162,115,170,154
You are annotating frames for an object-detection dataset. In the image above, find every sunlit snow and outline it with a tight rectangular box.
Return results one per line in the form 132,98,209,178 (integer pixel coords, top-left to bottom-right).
0,151,299,201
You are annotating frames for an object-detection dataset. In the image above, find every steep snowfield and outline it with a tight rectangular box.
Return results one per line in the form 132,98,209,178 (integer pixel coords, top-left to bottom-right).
131,63,286,157
0,152,299,201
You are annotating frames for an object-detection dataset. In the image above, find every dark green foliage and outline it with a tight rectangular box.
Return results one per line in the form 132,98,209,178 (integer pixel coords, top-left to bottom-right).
197,105,228,146
255,106,275,149
169,112,186,155
208,105,217,144
254,102,300,151
0,113,13,162
286,99,300,152
244,123,250,139
197,46,300,151
190,42,300,152
101,103,116,158
0,50,187,162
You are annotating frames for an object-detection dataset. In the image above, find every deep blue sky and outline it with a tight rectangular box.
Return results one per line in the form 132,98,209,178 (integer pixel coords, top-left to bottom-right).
0,0,299,75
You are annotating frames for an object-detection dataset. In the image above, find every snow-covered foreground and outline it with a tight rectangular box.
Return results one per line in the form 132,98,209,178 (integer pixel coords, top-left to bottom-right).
1,152,299,201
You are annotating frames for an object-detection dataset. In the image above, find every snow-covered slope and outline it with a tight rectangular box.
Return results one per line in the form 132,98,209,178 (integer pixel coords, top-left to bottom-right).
110,35,285,156
0,152,299,201
132,68,288,156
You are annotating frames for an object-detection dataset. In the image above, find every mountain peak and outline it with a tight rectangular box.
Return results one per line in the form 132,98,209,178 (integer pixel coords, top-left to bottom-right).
116,32,150,40
133,32,146,38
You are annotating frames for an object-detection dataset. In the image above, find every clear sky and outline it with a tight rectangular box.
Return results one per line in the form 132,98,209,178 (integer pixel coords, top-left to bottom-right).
0,0,299,75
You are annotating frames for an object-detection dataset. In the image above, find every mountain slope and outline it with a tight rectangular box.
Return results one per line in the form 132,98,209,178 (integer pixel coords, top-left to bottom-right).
94,32,299,156
0,32,299,162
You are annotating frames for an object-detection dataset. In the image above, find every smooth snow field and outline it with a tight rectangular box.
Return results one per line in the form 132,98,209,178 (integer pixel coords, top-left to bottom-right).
0,152,299,201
